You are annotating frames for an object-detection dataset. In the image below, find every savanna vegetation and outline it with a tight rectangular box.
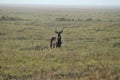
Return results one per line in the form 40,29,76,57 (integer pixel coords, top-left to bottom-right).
0,5,120,80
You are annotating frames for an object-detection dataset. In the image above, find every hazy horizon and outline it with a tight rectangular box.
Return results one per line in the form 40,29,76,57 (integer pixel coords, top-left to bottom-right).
0,0,120,7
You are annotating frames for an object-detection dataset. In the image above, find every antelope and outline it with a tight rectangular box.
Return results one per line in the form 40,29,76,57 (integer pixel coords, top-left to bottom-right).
50,27,64,48
50,36,56,48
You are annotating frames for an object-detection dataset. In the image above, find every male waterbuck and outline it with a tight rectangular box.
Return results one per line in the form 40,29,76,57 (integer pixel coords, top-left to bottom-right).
50,27,64,48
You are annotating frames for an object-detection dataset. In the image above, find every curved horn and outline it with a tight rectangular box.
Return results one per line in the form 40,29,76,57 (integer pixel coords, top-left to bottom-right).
60,27,64,33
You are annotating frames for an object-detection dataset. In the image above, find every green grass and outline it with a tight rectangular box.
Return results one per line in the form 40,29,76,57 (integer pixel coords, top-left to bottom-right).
0,6,120,80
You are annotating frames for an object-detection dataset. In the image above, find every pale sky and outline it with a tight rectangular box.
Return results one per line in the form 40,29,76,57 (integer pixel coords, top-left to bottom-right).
0,0,120,6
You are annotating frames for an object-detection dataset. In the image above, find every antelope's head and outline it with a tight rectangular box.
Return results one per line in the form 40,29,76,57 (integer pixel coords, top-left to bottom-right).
55,27,64,34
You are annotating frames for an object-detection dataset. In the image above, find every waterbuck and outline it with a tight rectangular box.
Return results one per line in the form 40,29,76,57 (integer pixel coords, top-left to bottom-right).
50,27,64,48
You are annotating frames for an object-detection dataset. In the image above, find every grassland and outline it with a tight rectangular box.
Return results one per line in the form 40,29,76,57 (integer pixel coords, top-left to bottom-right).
0,5,120,80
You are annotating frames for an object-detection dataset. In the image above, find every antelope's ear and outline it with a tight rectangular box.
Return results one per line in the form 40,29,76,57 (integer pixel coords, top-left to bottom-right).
60,30,63,33
55,31,58,33
55,28,58,33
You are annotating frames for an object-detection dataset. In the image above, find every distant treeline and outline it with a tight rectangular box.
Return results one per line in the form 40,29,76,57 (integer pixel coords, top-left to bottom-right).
0,16,23,21
56,17,105,22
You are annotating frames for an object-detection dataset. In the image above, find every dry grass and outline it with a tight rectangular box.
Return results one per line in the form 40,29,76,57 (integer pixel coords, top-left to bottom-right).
0,6,120,80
